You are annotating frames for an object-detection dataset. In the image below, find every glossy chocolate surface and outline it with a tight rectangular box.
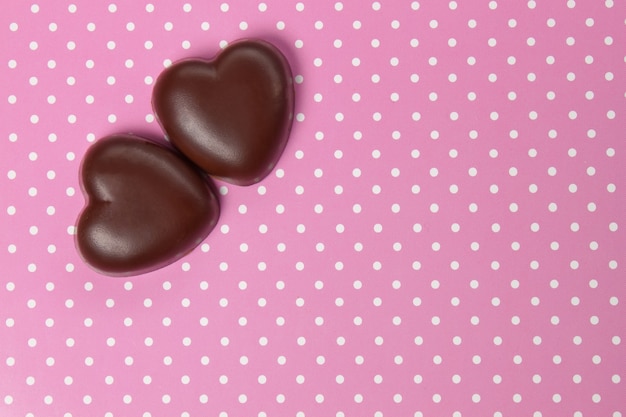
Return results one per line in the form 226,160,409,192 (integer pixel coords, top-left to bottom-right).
152,39,294,186
76,134,220,276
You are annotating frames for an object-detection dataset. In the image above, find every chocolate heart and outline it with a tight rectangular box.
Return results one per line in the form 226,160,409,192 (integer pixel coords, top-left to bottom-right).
152,39,294,186
76,134,220,277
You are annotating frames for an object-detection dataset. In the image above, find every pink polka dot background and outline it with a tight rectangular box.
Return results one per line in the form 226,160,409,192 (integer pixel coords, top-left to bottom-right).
1,1,624,416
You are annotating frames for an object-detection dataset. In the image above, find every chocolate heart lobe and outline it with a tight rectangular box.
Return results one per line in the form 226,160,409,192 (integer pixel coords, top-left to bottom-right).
152,39,294,186
76,134,220,276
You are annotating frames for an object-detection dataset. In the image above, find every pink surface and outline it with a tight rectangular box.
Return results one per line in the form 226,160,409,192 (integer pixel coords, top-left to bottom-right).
1,1,624,416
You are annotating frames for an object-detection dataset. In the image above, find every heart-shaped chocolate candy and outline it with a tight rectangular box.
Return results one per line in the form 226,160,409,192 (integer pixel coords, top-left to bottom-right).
152,39,294,186
76,134,220,276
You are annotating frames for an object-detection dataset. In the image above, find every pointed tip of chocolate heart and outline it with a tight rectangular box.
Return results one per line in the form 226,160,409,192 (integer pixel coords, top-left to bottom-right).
76,134,220,277
152,38,295,186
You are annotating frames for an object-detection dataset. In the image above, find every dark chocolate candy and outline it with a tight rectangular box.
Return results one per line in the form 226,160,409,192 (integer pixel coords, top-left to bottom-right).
152,39,294,186
76,134,220,276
